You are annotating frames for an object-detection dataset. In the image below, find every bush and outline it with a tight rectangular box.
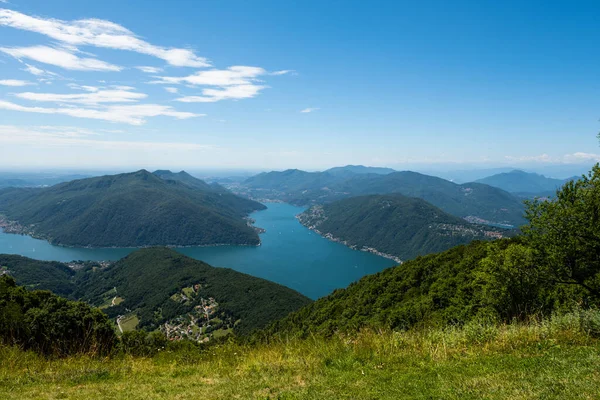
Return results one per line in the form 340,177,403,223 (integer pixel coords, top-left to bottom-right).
0,275,117,356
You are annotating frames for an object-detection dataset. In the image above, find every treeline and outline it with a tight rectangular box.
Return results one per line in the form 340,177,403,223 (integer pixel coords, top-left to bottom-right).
262,165,600,338
0,275,116,356
77,248,311,335
298,194,508,261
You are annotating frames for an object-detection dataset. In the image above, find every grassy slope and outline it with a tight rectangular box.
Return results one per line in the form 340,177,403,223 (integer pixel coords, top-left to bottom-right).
1,313,599,399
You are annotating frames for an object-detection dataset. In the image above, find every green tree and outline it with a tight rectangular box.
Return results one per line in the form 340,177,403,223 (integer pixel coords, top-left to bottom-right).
523,164,600,298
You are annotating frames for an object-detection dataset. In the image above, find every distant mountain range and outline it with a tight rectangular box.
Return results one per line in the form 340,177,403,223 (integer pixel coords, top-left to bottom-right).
240,167,526,227
0,248,311,338
324,165,396,177
298,194,507,262
0,170,266,247
474,170,577,194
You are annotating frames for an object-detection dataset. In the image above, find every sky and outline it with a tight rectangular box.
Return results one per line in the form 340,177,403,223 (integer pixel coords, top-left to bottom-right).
0,0,599,171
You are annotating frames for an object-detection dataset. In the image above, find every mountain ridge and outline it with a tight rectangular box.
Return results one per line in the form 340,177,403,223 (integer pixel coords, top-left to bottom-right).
0,170,266,248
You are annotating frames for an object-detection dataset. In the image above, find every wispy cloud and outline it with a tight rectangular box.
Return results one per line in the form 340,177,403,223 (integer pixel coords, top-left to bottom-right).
0,125,213,150
300,107,319,113
0,45,122,71
22,63,56,77
0,9,210,67
271,70,295,76
164,87,178,94
0,79,34,86
15,88,147,105
154,66,265,86
135,66,163,73
176,84,266,103
0,100,202,125
154,66,268,102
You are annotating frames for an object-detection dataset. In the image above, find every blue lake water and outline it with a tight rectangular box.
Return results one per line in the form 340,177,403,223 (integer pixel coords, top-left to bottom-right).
0,203,396,299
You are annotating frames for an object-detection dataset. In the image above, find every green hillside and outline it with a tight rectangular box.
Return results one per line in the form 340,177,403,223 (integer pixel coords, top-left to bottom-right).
475,169,575,194
0,170,266,247
0,254,77,296
298,194,506,261
0,248,311,337
241,169,526,226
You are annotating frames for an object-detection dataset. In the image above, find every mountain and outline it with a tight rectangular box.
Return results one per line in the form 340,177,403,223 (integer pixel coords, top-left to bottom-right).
243,169,339,192
325,165,396,177
0,173,91,189
241,169,526,226
0,170,266,247
298,194,506,262
475,170,576,194
1,248,311,337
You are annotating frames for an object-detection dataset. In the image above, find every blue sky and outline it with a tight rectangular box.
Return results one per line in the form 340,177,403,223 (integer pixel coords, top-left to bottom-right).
0,0,599,171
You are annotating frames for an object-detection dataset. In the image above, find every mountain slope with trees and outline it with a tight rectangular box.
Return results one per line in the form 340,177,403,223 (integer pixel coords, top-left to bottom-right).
242,169,526,226
0,248,311,337
264,165,600,337
0,170,266,247
298,194,506,261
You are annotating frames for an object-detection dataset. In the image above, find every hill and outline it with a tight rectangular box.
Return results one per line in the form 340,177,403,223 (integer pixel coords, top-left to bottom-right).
0,170,266,247
298,194,506,262
475,170,575,194
0,248,311,338
242,169,526,226
0,254,77,296
324,164,396,177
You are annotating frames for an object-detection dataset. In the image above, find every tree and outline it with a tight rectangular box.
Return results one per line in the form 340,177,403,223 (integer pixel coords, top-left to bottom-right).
523,164,600,298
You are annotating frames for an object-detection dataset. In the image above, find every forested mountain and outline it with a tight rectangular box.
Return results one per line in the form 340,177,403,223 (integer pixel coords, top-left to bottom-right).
153,169,228,193
298,194,506,261
475,170,575,194
1,248,311,337
324,165,396,177
0,170,266,247
264,165,600,337
241,169,526,226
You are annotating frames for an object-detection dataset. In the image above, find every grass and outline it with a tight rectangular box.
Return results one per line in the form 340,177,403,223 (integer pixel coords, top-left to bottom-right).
118,314,139,332
1,311,600,399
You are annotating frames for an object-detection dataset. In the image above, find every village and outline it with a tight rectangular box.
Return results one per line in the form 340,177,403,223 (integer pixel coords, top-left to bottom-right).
160,284,234,342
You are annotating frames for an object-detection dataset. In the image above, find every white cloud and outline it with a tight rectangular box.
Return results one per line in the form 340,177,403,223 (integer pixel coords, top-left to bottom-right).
136,66,163,73
563,152,600,163
15,89,147,105
300,107,319,113
0,99,202,125
0,45,122,71
271,70,295,76
165,87,178,94
111,85,135,91
0,79,33,86
0,125,213,151
154,66,268,102
67,83,100,92
176,84,266,103
0,9,210,67
23,63,56,77
154,66,265,86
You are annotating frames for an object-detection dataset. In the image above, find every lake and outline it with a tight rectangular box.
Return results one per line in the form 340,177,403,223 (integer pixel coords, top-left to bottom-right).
0,203,397,299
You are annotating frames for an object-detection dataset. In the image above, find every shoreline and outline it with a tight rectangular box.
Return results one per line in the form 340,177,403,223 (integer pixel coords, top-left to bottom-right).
0,215,263,250
295,215,403,264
